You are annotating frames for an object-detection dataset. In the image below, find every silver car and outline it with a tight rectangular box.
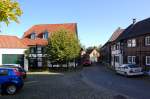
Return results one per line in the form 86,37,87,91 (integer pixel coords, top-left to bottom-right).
115,64,143,76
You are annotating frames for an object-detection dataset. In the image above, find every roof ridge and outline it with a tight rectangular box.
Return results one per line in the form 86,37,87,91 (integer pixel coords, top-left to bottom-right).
0,34,18,37
33,23,77,26
108,27,124,42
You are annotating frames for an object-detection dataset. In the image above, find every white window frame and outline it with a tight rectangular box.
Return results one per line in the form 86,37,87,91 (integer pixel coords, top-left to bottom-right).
37,46,42,53
127,40,132,47
128,56,132,64
111,45,115,51
127,39,136,47
132,39,136,47
128,56,136,64
146,56,150,65
43,32,49,39
115,56,119,63
30,33,36,40
116,43,120,50
132,56,136,64
145,36,150,46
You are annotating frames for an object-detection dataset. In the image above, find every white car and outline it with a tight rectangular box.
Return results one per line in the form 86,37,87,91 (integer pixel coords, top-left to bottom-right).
115,64,143,76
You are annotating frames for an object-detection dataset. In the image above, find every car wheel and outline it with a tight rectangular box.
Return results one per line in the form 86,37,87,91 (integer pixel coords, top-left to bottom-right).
124,72,128,77
115,70,118,74
6,84,17,95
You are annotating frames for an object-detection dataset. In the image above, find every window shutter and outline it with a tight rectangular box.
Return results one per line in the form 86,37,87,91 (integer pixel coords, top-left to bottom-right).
143,56,146,66
124,55,127,64
136,39,138,47
136,56,139,65
143,37,146,47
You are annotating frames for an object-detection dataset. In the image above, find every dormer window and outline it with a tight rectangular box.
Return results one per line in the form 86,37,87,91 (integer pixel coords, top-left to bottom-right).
43,32,48,39
30,33,36,40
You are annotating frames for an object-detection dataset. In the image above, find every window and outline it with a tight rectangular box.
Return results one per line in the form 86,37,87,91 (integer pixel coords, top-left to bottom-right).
30,47,36,53
128,56,132,63
0,70,8,76
146,56,150,65
116,43,120,50
115,56,119,63
128,56,136,64
111,45,116,50
30,33,36,39
37,46,42,53
127,39,136,47
145,36,150,46
43,32,48,39
132,39,136,47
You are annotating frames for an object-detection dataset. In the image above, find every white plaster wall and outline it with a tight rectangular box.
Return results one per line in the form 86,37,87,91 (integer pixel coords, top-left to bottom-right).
112,50,121,55
111,50,123,68
0,48,27,65
115,54,123,67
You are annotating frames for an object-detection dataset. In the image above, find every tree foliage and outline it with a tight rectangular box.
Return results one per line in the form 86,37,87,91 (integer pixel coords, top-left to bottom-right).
0,0,22,25
46,29,80,63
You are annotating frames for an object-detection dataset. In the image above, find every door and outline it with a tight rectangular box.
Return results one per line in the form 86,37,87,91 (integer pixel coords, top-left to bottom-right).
2,54,24,66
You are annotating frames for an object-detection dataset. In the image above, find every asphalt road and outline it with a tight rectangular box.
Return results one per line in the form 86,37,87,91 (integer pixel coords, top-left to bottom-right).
81,64,150,99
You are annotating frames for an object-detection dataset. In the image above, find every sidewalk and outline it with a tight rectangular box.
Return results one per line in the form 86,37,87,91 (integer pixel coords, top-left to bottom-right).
27,71,64,75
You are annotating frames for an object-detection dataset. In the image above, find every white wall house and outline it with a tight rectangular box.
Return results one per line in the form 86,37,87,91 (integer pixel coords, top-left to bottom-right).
0,35,28,71
111,42,123,68
107,27,124,69
89,49,100,63
0,48,26,65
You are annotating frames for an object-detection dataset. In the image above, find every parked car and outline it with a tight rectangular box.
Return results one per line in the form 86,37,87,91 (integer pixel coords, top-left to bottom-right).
82,59,92,66
115,64,143,76
3,64,21,67
2,64,26,79
0,67,24,95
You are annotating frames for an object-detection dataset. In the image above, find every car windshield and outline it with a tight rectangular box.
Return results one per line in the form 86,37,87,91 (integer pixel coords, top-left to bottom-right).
128,64,140,68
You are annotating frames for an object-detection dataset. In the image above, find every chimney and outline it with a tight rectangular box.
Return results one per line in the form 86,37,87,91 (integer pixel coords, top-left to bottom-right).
133,18,136,24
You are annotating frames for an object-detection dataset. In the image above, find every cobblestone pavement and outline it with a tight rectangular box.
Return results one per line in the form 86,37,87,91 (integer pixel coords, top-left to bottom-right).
81,64,150,99
0,67,133,99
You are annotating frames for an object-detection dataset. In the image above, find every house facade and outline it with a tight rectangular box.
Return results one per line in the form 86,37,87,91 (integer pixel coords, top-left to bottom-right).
0,35,28,70
101,27,124,68
100,42,111,66
102,17,150,71
110,28,124,68
117,18,150,70
88,49,100,63
21,23,78,69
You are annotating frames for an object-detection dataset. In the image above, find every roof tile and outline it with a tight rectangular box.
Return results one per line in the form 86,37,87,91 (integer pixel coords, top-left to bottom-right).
22,23,77,46
0,35,27,48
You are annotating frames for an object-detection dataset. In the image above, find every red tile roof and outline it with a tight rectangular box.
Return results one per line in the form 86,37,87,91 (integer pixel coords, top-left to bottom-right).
23,23,77,38
22,23,77,46
21,38,48,46
108,27,124,42
0,35,27,48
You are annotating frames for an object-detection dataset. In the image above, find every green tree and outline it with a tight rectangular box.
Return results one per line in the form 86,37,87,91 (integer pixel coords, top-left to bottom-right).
46,29,80,66
0,0,22,25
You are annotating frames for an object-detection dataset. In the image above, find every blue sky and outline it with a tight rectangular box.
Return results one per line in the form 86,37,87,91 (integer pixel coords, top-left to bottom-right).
1,0,150,48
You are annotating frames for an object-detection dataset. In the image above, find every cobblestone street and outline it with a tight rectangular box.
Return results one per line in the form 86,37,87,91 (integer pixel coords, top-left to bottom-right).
0,66,133,99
